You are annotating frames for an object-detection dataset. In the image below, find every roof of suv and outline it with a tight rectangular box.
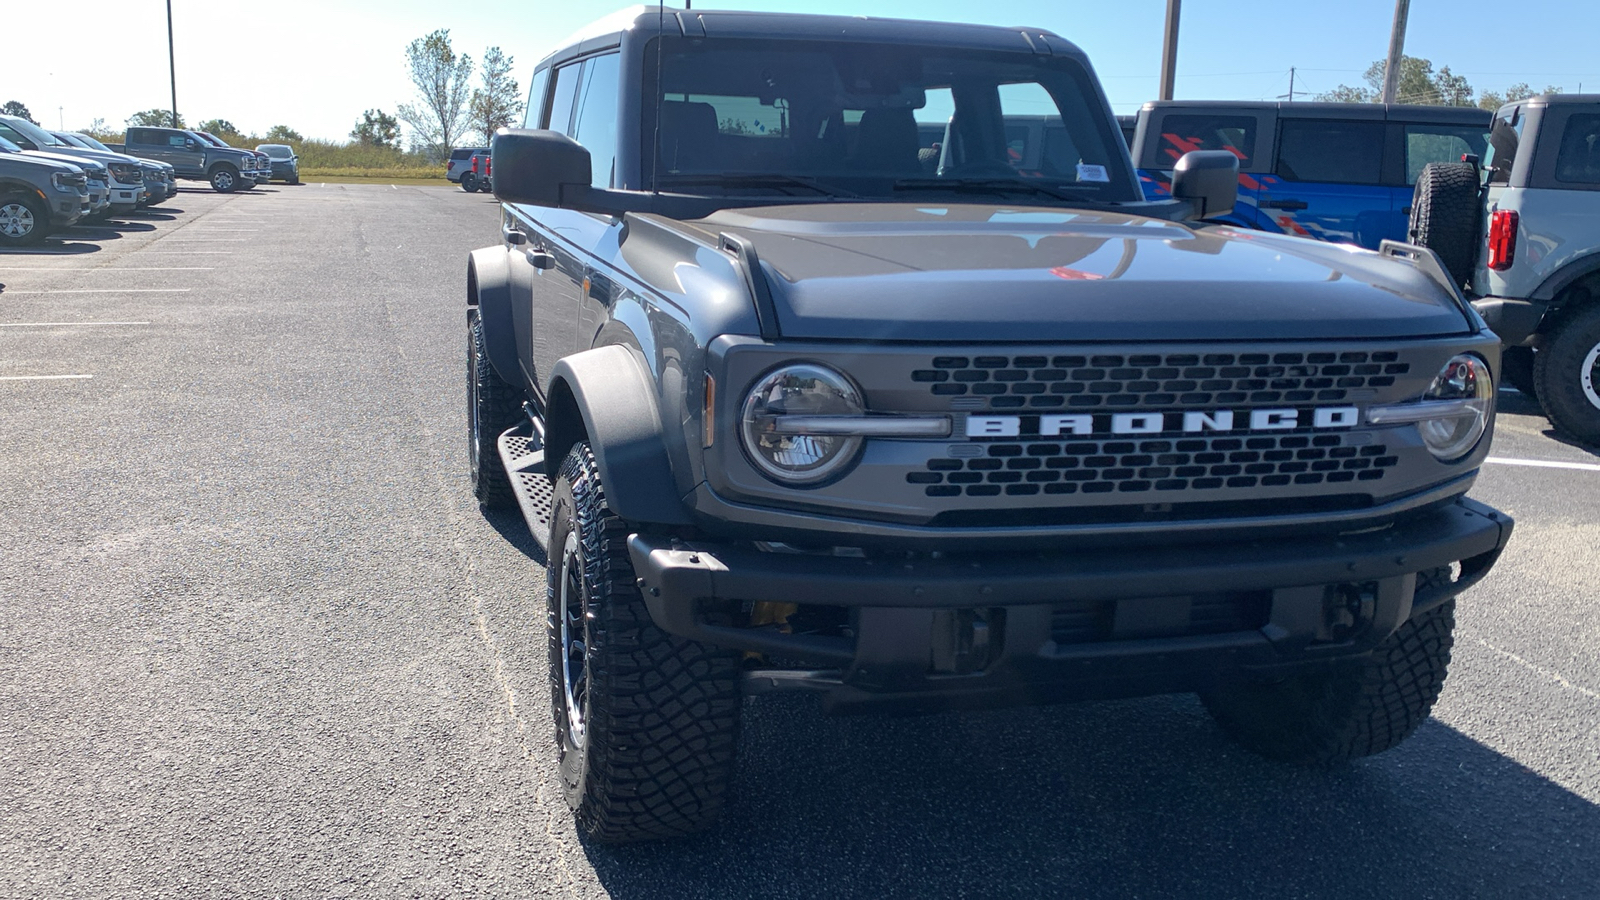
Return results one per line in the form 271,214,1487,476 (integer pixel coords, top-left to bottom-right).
542,6,1088,68
1139,100,1489,124
1512,93,1600,107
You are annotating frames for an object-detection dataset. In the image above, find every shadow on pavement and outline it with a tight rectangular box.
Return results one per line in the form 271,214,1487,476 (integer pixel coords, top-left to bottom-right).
481,506,547,567
584,694,1600,899
0,240,101,256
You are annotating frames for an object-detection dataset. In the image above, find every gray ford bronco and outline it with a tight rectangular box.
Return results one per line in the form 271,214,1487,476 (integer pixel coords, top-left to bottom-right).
466,8,1513,843
1409,94,1600,444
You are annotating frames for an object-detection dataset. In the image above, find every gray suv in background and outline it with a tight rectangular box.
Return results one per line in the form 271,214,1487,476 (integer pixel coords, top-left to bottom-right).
0,146,89,246
0,114,144,215
53,132,176,207
1409,94,1600,444
256,144,300,184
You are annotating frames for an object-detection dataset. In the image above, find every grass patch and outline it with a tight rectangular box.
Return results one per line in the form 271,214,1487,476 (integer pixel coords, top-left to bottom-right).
299,166,446,180
301,175,454,186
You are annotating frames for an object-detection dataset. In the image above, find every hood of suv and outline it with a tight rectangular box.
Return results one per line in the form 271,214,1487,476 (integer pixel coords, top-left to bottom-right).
691,204,1475,342
18,150,106,179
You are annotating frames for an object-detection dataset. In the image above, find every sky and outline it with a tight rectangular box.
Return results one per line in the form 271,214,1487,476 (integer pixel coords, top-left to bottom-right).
5,0,1597,143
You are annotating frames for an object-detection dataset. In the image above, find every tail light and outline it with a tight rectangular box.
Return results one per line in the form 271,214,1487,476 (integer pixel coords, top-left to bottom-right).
471,157,479,173
485,158,492,177
1488,209,1518,271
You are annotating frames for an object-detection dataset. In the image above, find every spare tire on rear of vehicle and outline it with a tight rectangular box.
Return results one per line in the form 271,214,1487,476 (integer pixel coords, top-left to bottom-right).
1408,162,1481,288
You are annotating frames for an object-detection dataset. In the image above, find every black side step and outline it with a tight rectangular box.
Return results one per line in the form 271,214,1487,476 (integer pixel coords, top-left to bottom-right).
497,424,555,552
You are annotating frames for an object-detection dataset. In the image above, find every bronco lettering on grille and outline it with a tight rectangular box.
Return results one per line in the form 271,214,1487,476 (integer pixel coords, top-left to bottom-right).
965,407,1360,438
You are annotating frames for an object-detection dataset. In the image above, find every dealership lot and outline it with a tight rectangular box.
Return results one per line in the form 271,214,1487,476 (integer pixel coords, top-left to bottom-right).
1,184,1597,898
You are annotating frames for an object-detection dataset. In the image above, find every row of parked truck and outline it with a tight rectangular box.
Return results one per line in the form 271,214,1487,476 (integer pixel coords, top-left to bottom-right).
0,117,301,247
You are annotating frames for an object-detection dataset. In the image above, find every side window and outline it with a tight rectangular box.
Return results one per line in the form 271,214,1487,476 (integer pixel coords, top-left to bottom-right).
570,53,621,187
1275,119,1384,184
128,128,147,144
524,67,550,130
1155,114,1255,168
1485,110,1523,185
1405,125,1489,184
1554,114,1600,185
547,63,583,135
169,133,189,148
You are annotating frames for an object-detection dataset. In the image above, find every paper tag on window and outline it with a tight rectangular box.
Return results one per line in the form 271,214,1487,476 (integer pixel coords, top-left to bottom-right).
1076,163,1109,183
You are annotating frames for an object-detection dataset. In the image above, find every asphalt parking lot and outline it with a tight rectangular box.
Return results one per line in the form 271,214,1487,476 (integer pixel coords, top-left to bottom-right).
1,183,1597,899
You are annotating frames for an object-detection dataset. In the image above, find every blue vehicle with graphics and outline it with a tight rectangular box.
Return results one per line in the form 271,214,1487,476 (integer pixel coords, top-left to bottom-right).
1130,101,1490,249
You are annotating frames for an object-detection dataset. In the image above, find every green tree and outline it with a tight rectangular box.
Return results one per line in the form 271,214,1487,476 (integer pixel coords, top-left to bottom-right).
1,101,37,124
1316,56,1476,106
467,46,522,145
128,108,184,128
350,109,400,148
264,124,303,143
397,29,474,152
197,118,239,136
1479,83,1563,111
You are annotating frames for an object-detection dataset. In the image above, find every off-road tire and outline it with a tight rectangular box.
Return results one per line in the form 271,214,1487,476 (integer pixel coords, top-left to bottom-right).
1201,568,1456,765
209,165,240,193
1501,346,1539,400
460,173,478,192
547,443,742,843
468,309,521,508
478,179,493,194
0,192,48,247
1533,303,1600,445
1408,162,1480,287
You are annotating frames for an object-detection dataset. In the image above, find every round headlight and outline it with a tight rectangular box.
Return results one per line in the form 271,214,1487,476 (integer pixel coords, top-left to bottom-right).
739,363,864,485
1417,354,1493,460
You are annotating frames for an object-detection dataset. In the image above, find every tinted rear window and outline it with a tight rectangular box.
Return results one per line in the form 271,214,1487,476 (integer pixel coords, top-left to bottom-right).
1485,110,1522,185
1155,114,1255,167
1554,114,1600,185
1275,119,1384,185
450,149,475,160
1405,124,1488,184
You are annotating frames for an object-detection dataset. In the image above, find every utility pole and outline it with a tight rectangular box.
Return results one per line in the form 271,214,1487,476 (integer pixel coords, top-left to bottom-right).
167,0,179,128
1158,0,1181,101
1380,0,1410,105
1282,67,1297,102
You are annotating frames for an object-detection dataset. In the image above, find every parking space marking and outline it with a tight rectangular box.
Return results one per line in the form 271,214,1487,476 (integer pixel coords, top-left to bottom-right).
1485,456,1600,473
0,321,150,327
156,239,249,243
138,251,233,255
0,267,213,271
0,374,93,381
0,289,191,294
1476,638,1600,702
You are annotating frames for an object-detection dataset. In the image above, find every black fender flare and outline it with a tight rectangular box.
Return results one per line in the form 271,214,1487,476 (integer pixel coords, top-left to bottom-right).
466,247,526,391
545,345,692,526
1532,251,1600,304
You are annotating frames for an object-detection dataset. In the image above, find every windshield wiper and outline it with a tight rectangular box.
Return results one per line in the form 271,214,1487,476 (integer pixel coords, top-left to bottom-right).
656,173,858,198
893,178,1094,204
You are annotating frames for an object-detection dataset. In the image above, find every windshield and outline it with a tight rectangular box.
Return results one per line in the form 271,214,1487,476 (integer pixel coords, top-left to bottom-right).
0,135,20,152
643,38,1135,203
4,117,67,147
75,134,113,152
259,145,293,159
194,132,228,148
55,133,90,148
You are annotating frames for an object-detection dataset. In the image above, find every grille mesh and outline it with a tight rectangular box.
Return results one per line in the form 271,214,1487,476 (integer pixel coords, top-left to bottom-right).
909,434,1399,498
911,351,1409,410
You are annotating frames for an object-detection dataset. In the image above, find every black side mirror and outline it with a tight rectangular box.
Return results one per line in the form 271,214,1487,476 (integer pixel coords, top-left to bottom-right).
1171,150,1238,220
184,138,197,149
492,129,591,208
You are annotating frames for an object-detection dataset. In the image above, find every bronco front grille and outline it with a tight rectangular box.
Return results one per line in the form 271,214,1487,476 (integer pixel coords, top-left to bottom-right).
911,351,1410,409
910,433,1399,498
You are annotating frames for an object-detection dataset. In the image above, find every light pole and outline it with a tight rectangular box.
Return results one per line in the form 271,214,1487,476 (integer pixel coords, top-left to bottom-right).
1380,0,1410,105
167,0,179,128
1158,0,1181,102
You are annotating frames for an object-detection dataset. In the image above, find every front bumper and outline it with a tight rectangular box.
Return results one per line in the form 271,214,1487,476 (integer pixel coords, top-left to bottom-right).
630,497,1511,711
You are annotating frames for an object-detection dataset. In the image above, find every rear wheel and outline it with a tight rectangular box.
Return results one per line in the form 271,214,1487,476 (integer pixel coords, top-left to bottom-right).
548,443,742,843
1533,303,1600,445
468,309,521,508
0,193,48,247
461,173,478,192
1202,569,1457,765
1407,162,1480,287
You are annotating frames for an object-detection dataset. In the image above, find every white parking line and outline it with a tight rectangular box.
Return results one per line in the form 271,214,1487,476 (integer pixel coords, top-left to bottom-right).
0,289,190,294
0,321,150,327
138,251,233,255
1485,456,1600,473
157,239,248,243
0,267,213,271
0,374,92,381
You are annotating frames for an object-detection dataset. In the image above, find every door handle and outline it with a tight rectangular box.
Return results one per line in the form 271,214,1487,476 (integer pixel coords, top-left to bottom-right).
1262,199,1309,210
1401,206,1413,215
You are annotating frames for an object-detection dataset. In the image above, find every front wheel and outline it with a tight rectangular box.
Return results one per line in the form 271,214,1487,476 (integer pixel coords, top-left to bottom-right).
1533,304,1600,445
1202,570,1457,765
547,443,742,843
209,165,239,193
0,193,48,247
